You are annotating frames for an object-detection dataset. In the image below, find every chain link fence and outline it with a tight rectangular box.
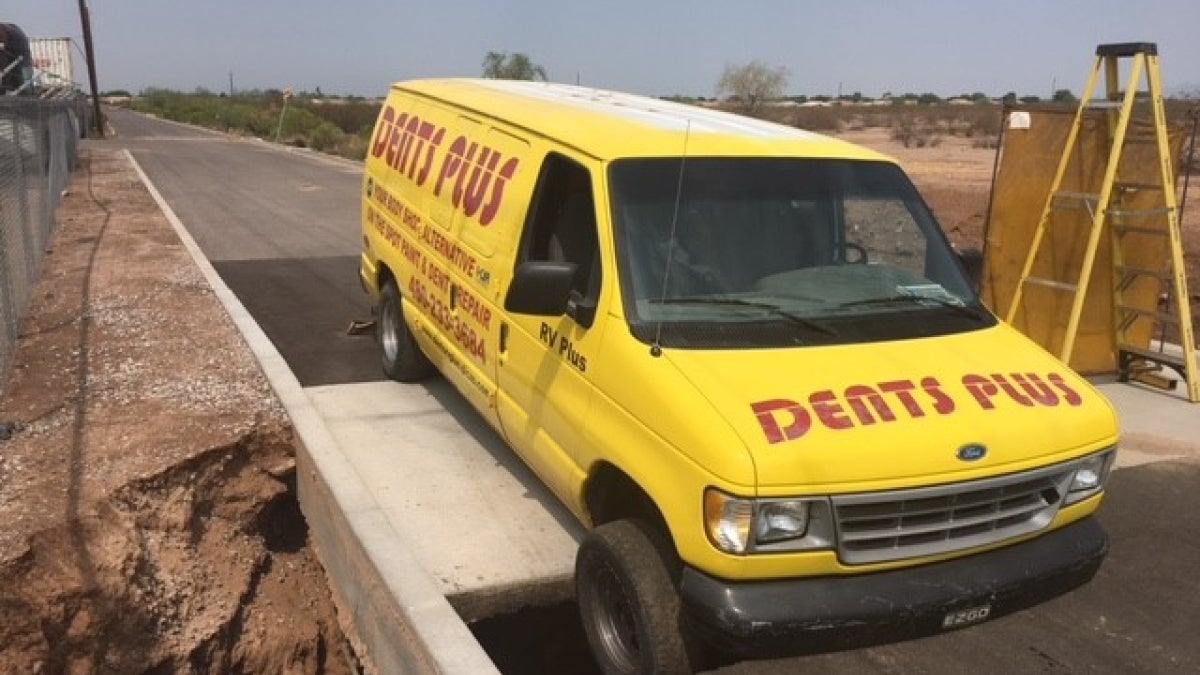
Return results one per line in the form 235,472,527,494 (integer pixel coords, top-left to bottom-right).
0,96,89,388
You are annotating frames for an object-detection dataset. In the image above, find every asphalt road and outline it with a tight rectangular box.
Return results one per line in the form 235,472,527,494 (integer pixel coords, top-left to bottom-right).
104,109,1200,674
106,107,380,387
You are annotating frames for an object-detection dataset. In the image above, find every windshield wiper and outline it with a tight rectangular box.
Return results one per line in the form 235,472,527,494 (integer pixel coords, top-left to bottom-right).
651,297,838,336
838,294,986,320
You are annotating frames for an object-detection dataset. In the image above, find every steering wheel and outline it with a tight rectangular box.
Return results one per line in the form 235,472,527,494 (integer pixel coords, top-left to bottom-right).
840,242,868,264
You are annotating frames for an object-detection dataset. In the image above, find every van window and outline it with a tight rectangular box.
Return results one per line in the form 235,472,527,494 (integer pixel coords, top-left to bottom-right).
608,158,994,348
516,154,602,302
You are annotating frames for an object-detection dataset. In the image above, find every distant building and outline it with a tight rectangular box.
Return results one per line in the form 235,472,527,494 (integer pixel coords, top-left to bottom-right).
29,37,79,93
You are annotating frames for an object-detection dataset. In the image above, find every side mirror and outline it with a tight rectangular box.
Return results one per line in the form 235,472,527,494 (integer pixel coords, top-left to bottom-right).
566,290,597,328
505,261,578,316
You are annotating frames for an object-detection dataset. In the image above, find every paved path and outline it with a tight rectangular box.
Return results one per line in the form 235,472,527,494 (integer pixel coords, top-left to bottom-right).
108,108,376,386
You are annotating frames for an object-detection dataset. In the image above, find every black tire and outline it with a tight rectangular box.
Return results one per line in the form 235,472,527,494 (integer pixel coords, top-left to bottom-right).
576,520,701,675
377,279,434,382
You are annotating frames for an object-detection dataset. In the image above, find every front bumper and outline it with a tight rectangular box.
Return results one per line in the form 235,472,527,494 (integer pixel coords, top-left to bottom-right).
680,517,1108,656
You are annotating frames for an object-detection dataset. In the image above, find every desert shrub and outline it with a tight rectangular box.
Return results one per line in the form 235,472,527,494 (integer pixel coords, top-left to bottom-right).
859,112,891,128
889,113,944,148
299,100,382,134
244,109,278,137
330,133,371,161
789,106,842,132
306,122,343,152
129,89,384,157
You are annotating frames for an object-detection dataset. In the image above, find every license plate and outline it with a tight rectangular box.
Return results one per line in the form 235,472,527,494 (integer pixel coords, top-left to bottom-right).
942,604,992,629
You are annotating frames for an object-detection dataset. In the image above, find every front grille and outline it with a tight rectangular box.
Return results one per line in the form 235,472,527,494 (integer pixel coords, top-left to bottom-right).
832,464,1077,565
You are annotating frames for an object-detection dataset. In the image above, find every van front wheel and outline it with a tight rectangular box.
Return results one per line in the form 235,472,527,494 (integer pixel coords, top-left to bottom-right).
378,279,433,382
576,520,698,675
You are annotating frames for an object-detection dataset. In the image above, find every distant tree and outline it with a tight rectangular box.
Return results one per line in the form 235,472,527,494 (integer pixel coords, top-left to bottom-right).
715,60,789,114
482,51,548,81
1052,88,1077,105
1002,91,1018,105
1020,95,1041,104
970,91,990,104
917,92,941,105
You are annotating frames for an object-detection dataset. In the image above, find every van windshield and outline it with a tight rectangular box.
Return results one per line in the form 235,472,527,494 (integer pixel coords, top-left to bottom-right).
608,158,995,348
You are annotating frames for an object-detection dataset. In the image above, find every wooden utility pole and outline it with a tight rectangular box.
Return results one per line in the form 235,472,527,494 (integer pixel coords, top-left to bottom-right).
77,0,104,137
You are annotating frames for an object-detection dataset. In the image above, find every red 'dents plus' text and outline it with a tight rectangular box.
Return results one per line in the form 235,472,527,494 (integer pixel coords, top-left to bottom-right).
370,106,519,227
751,372,1084,444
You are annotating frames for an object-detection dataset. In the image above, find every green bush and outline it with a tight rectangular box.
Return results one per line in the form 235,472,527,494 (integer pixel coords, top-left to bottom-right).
129,88,379,157
307,122,343,152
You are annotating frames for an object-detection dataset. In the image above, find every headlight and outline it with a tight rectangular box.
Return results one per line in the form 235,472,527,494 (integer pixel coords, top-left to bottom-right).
1065,449,1115,505
755,500,809,544
704,489,833,555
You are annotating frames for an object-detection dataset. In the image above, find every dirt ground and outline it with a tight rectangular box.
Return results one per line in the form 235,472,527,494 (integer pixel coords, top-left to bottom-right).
0,148,357,674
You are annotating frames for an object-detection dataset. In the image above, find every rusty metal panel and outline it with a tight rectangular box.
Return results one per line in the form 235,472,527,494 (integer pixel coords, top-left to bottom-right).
29,37,77,90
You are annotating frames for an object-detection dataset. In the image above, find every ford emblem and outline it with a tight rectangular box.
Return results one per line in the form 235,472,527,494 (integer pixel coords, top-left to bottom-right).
957,444,987,462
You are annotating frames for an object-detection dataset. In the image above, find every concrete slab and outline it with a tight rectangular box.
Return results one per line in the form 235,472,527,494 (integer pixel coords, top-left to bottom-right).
306,380,585,622
1091,346,1200,468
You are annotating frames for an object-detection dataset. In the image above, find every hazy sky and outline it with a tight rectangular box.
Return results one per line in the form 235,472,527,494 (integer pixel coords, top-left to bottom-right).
8,1,1200,99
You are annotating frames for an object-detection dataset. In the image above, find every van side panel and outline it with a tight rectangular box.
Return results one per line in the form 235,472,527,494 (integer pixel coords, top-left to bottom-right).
493,148,606,515
363,89,532,421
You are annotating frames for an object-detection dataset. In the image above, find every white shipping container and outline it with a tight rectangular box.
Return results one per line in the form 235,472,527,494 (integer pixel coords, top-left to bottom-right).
30,37,77,89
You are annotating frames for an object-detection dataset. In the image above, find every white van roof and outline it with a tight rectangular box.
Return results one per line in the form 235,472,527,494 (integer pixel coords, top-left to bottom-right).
393,78,889,162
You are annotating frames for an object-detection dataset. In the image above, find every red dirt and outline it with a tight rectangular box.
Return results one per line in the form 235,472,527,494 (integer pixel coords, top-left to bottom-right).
0,147,357,674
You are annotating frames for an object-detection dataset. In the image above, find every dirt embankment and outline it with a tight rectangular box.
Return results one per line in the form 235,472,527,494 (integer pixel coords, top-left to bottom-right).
0,148,356,673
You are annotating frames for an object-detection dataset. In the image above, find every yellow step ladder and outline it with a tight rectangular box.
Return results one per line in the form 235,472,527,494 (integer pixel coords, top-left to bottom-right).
1005,42,1198,402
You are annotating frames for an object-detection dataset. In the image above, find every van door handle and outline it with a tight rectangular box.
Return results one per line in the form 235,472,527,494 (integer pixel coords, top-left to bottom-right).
499,323,509,354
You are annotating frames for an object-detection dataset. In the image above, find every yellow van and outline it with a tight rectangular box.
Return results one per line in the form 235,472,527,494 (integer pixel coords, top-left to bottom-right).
361,79,1118,673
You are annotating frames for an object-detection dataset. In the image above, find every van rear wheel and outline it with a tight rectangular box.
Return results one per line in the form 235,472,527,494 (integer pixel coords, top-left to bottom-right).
576,520,699,675
378,279,433,382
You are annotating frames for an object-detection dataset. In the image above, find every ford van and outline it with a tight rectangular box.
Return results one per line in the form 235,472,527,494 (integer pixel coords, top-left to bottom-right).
360,79,1118,674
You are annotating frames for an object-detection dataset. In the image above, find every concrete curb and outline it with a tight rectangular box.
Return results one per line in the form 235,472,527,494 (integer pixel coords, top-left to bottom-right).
124,149,499,674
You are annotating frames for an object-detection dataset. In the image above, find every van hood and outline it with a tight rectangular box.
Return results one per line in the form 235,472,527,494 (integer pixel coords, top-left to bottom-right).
664,324,1119,493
